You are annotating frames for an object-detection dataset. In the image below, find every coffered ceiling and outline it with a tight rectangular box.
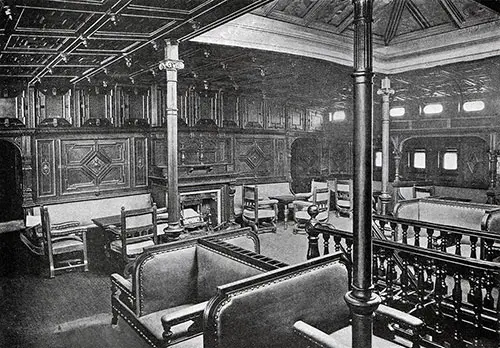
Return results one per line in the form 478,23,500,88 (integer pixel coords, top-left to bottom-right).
1,0,500,107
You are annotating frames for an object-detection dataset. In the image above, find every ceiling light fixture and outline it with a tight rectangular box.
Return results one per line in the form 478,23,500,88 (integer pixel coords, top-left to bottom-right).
151,41,158,51
60,52,68,63
124,56,132,68
109,13,117,25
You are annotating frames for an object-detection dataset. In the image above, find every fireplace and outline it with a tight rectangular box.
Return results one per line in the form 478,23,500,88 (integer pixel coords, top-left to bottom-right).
150,174,236,228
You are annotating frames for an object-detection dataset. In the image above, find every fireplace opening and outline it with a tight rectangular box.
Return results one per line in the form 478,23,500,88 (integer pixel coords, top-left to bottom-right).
0,140,23,224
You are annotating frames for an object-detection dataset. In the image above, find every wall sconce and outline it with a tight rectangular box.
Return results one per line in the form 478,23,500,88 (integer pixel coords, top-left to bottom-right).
191,71,198,78
60,52,68,63
51,87,57,96
129,77,135,84
259,67,265,77
203,80,209,90
190,20,200,30
151,40,158,51
86,76,91,83
103,68,108,75
150,69,156,77
203,49,210,58
102,80,108,88
3,5,12,21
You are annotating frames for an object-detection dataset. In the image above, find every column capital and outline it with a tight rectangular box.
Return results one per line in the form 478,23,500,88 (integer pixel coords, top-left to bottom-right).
159,59,185,71
376,86,395,97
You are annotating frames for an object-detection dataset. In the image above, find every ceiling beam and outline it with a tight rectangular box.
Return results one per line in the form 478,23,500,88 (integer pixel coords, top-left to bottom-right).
384,0,406,45
406,0,431,29
438,0,466,28
71,0,275,84
472,0,500,15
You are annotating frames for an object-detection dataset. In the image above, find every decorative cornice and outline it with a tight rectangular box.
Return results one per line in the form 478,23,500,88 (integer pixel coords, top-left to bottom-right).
194,13,500,75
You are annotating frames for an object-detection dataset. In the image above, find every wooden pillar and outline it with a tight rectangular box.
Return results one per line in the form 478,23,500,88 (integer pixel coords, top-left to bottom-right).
377,77,394,215
344,1,380,348
159,40,184,239
487,133,498,204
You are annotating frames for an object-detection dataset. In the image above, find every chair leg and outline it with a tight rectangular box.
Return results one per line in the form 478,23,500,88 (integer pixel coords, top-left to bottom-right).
111,308,119,325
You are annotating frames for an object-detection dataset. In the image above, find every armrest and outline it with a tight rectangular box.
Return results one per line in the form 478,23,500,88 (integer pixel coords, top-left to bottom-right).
375,304,423,329
111,273,133,295
161,301,208,341
293,321,350,348
106,226,121,236
258,199,278,206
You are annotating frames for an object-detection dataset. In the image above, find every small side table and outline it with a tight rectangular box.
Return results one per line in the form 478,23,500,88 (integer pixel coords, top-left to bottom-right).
268,194,311,230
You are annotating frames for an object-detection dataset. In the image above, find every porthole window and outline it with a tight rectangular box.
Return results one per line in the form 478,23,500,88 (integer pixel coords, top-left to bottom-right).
389,107,405,117
463,100,485,112
423,103,443,115
329,110,346,122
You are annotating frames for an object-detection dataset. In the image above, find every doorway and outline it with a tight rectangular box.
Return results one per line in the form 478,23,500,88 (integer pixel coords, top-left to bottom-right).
0,140,23,222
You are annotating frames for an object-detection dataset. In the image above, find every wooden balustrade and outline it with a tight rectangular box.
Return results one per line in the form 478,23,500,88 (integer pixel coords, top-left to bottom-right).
306,213,500,348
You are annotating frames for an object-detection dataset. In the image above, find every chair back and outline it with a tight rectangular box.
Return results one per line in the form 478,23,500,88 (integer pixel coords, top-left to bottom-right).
242,185,259,220
312,186,330,216
120,204,158,257
40,206,54,254
333,179,353,216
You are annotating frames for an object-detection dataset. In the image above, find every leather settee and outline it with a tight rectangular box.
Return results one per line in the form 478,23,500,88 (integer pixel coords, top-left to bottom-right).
203,251,422,348
110,228,287,348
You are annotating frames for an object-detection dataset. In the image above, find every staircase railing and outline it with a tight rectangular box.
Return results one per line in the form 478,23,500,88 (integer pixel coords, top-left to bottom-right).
306,212,500,348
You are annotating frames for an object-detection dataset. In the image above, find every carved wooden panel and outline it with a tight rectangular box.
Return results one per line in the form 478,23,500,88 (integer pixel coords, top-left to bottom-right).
235,136,276,178
133,137,147,187
36,139,57,198
60,139,129,195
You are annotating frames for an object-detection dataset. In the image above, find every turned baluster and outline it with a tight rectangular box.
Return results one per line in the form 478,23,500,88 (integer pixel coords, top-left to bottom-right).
401,224,409,244
470,270,483,348
322,232,330,255
433,261,446,336
373,248,380,285
440,231,448,252
390,222,397,241
426,228,434,249
451,269,464,347
483,239,494,261
455,233,463,256
483,271,494,310
346,239,353,256
333,235,342,252
400,255,409,304
414,257,425,313
424,258,434,291
414,226,421,247
385,251,396,303
378,249,387,280
470,236,478,259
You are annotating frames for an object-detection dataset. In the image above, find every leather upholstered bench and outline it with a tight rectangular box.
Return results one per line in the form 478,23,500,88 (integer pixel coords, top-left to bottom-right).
110,227,287,348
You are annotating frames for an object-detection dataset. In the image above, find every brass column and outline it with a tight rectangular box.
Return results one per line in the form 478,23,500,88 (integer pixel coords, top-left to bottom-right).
344,1,380,348
377,77,394,215
159,40,184,239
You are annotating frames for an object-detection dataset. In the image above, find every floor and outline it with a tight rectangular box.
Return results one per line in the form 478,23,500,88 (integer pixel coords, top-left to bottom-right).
0,213,352,348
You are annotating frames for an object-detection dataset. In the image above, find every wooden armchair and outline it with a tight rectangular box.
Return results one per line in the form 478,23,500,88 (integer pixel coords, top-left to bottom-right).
292,185,331,234
106,204,158,276
241,185,278,234
333,179,353,217
40,206,89,278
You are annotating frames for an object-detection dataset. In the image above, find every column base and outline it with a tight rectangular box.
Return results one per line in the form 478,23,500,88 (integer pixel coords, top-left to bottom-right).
164,223,184,242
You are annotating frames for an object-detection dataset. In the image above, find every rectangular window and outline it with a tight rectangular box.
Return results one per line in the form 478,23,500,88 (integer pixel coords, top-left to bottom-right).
375,151,382,167
442,150,458,170
413,150,426,169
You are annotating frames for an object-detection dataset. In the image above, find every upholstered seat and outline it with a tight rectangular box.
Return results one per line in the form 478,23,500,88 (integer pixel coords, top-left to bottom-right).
109,239,155,255
292,183,330,234
39,206,89,278
241,185,278,233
